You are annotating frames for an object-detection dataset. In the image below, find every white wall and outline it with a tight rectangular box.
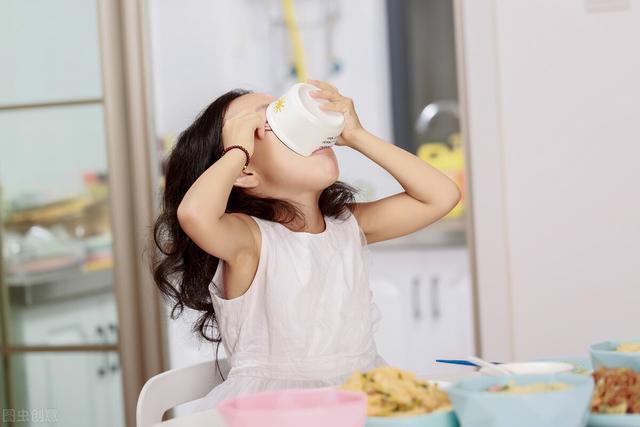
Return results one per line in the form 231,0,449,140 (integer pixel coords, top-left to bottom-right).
460,0,640,360
148,0,402,202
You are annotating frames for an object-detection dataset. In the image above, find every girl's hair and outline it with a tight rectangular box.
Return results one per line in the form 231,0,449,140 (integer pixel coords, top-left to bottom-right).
151,88,358,346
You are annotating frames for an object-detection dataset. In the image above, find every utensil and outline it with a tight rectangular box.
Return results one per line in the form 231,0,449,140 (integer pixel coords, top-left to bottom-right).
468,356,512,375
436,359,502,368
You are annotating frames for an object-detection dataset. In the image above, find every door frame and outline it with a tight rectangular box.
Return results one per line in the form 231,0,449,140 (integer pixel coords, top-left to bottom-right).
98,0,167,424
452,0,515,361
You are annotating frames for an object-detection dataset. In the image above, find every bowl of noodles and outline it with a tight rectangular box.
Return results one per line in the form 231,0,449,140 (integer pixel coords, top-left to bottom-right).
590,338,640,372
447,373,594,427
340,367,459,427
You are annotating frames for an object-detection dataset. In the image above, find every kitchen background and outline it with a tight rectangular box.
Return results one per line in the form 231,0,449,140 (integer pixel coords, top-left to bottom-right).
1,0,638,426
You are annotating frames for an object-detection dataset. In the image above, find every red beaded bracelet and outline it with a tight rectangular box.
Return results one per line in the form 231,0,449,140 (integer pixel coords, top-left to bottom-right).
222,145,251,171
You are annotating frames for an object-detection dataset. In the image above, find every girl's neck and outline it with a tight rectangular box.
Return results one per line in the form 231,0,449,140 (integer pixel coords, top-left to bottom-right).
283,192,325,233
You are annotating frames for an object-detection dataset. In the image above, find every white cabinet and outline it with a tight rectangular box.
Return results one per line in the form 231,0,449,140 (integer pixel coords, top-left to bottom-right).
368,247,474,376
11,292,124,427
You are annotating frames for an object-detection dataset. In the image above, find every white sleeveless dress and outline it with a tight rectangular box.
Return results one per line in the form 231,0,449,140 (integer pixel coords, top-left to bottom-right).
192,209,386,412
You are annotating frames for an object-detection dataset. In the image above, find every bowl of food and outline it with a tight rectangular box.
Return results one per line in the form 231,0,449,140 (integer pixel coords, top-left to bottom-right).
478,361,574,376
590,339,640,372
341,366,459,427
447,373,594,427
217,388,366,427
589,367,640,426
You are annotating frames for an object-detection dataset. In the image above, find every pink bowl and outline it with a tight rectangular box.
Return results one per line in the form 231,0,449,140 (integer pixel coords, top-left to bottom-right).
217,388,367,427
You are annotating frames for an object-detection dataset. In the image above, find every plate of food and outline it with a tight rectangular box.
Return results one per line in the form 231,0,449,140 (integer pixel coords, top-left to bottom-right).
542,357,593,375
340,366,459,427
588,367,640,426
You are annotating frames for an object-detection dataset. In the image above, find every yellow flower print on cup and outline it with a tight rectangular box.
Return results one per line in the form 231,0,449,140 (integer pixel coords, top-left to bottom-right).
272,97,286,113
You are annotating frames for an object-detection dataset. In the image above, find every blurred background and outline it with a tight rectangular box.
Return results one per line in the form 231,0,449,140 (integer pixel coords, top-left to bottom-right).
0,0,638,425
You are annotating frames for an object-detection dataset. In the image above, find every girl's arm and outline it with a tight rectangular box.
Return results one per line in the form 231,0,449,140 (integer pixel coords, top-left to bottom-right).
177,111,262,262
345,128,461,244
177,148,255,261
309,79,461,244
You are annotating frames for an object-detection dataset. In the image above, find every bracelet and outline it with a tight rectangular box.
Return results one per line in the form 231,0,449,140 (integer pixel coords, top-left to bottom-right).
222,145,250,171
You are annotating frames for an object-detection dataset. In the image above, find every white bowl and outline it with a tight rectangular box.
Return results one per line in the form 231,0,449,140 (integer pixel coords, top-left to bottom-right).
478,361,574,376
266,83,345,156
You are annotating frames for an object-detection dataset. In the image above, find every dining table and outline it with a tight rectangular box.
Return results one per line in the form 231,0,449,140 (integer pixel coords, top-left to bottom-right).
151,370,476,427
153,409,225,427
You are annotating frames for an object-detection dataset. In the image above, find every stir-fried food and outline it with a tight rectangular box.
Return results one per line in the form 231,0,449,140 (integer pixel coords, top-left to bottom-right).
591,368,640,414
341,366,452,417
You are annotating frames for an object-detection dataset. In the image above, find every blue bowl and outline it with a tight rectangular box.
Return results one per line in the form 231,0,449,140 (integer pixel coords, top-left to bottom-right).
588,413,640,427
366,409,459,427
448,373,594,427
590,338,640,372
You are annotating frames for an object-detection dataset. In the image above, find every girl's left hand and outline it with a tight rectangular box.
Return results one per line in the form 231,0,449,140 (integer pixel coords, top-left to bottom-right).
307,79,364,147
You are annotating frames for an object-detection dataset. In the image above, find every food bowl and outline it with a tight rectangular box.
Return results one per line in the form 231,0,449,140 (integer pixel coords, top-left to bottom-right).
448,373,594,427
217,388,366,427
365,409,459,427
266,82,345,156
590,338,640,372
478,361,574,376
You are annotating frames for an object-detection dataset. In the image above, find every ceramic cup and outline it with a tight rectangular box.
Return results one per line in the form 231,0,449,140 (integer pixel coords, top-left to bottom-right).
266,82,345,156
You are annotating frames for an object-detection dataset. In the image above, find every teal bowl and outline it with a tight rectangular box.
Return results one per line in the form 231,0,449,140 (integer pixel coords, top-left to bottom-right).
590,338,640,372
448,373,594,427
365,409,459,427
588,413,640,427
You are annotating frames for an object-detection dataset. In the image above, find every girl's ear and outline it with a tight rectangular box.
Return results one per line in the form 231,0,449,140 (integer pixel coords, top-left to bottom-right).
233,169,259,189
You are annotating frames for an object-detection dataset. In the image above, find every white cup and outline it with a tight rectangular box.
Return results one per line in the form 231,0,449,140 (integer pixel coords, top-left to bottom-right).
266,83,345,156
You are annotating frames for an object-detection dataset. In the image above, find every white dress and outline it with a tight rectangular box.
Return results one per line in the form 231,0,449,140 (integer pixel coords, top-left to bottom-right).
192,209,386,412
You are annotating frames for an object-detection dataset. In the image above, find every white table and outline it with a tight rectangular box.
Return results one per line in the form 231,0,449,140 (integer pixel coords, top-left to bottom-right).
153,409,224,427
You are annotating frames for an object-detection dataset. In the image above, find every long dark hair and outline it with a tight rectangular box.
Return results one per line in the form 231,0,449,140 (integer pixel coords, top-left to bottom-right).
151,89,358,348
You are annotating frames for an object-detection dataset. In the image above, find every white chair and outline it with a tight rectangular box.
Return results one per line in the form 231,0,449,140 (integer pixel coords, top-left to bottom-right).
136,358,229,427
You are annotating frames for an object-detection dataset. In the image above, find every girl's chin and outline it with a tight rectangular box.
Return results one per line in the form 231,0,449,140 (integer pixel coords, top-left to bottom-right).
310,147,334,156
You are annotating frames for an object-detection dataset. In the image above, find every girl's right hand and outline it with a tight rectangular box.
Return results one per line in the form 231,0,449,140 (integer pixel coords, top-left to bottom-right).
222,110,265,158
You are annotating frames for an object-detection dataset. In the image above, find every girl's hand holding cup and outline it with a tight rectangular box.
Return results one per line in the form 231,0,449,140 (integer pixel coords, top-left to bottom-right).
222,110,265,158
307,79,364,147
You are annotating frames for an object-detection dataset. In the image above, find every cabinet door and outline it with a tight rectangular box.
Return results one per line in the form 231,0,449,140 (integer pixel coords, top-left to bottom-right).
368,248,474,375
369,276,412,367
14,293,123,427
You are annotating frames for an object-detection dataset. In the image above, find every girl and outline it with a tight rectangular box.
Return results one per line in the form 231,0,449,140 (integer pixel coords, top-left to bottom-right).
152,79,461,411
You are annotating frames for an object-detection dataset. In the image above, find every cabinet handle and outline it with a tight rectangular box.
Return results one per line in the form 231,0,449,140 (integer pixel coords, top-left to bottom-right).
107,322,118,344
411,276,422,321
430,276,441,320
96,326,109,377
107,323,120,373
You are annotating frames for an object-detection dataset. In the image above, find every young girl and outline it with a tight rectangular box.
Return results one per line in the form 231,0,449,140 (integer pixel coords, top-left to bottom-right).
152,79,461,411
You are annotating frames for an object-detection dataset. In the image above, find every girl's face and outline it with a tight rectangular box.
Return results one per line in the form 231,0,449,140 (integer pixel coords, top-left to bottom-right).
225,93,339,197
